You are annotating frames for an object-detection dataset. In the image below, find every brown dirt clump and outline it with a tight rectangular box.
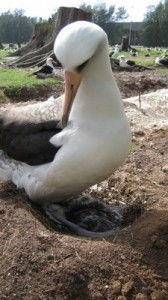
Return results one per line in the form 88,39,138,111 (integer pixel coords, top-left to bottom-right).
0,71,168,300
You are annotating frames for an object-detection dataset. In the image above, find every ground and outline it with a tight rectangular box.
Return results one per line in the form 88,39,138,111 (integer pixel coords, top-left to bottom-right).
0,69,168,300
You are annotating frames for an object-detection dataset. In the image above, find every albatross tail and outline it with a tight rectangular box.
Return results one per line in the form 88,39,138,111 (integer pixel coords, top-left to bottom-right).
0,150,18,181
0,150,33,186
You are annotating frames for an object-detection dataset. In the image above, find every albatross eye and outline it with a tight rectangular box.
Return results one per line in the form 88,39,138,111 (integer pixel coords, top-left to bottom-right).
75,59,89,73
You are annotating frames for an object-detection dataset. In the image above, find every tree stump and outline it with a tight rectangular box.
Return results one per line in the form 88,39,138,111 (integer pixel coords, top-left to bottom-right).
9,23,54,58
9,7,92,68
121,35,129,51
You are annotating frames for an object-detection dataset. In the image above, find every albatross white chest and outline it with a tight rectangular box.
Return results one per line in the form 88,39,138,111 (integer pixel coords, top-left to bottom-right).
0,21,131,204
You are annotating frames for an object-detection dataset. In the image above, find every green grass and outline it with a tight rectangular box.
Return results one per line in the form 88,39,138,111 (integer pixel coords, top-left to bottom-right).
129,144,137,153
154,68,168,74
0,50,63,102
0,89,9,104
1,46,168,102
0,67,62,101
111,45,168,67
133,47,162,56
118,51,156,67
0,49,13,61
0,49,12,56
0,68,59,88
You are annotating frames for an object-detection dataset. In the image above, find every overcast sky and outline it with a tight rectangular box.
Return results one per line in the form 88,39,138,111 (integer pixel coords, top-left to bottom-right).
0,0,164,21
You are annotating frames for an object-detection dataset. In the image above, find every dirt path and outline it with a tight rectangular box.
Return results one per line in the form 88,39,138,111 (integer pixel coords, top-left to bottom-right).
0,71,168,300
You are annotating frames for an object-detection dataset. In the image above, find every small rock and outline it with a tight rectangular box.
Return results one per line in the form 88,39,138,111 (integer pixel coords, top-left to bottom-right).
110,280,122,294
135,293,149,300
134,130,145,137
117,296,127,300
150,290,166,300
140,186,147,192
119,275,124,280
162,165,168,173
121,281,134,296
47,254,54,261
132,136,137,142
161,282,168,289
151,236,166,249
142,287,152,295
92,291,104,300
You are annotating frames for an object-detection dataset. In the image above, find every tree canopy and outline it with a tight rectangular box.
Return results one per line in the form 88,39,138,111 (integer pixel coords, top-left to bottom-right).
0,3,128,46
79,2,128,45
2,3,168,48
0,9,38,44
79,2,128,24
141,0,168,47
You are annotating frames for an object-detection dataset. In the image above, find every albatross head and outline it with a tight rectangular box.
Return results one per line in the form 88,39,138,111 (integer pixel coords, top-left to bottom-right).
119,55,126,61
54,21,108,127
46,57,55,68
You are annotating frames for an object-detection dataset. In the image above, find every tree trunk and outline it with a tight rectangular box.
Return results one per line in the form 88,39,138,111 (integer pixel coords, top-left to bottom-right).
9,7,92,68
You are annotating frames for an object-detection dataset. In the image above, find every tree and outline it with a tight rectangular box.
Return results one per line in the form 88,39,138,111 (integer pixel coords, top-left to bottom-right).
141,0,168,46
79,2,128,45
79,2,127,24
0,9,37,44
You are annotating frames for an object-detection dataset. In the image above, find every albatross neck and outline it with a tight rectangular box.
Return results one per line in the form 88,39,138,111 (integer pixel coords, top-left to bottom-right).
69,39,124,125
88,38,113,80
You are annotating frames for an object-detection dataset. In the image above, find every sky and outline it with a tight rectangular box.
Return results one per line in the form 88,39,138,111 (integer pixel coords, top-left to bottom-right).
0,0,164,22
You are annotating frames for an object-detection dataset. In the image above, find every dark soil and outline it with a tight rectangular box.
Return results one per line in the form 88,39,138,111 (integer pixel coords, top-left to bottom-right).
0,69,168,300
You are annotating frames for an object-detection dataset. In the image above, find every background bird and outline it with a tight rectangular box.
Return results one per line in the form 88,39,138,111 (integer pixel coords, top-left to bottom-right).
155,56,168,66
109,44,120,58
119,55,135,67
33,57,57,78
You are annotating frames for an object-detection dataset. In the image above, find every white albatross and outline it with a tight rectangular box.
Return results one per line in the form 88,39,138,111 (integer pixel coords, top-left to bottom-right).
0,21,131,207
155,56,168,66
33,57,57,77
109,44,120,58
119,55,135,67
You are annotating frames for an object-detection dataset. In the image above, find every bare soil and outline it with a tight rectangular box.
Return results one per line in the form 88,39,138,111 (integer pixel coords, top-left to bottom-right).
0,70,168,300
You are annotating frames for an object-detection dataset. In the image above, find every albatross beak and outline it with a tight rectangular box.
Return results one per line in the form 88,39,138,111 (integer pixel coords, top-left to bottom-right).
61,71,82,128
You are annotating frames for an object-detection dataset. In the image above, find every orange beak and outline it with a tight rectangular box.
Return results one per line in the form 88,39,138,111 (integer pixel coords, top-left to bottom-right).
61,71,82,128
